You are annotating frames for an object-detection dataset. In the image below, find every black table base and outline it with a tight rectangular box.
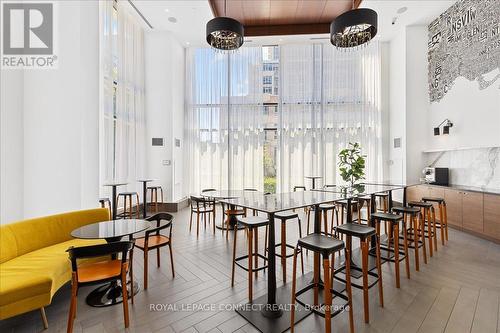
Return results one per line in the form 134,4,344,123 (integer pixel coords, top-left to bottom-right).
86,281,139,307
236,272,346,333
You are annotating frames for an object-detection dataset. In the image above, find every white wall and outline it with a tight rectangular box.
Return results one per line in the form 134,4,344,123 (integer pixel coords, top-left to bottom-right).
388,29,406,185
144,32,185,202
405,26,429,184
427,70,500,151
0,1,100,223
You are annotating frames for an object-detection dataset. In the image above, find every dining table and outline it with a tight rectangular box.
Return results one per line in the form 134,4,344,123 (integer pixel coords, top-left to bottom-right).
221,183,410,333
71,219,150,307
201,190,248,230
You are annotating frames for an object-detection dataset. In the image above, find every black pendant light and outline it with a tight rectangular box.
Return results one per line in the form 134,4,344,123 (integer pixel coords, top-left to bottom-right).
206,0,244,51
330,1,377,49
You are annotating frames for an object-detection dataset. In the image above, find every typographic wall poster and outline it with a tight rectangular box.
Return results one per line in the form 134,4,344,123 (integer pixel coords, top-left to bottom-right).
428,0,500,102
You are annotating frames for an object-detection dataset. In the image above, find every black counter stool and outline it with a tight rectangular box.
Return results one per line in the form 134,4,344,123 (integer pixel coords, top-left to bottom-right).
408,201,436,257
371,212,409,288
393,206,427,271
290,234,354,333
334,223,384,323
117,192,140,219
375,192,389,234
98,198,111,219
147,186,164,213
264,211,304,284
231,216,269,302
422,197,448,245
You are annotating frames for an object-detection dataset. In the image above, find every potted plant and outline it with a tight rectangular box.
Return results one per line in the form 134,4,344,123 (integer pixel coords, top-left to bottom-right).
338,142,366,189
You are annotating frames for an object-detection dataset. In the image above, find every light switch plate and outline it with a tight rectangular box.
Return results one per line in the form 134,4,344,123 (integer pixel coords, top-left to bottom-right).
162,160,171,166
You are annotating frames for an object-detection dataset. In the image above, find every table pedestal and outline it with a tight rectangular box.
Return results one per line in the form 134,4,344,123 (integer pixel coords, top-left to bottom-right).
86,280,139,307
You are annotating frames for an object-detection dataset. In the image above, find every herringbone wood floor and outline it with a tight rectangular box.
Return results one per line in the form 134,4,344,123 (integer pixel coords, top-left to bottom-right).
1,206,500,333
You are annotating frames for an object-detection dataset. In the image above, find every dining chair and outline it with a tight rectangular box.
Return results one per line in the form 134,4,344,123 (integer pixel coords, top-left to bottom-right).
66,241,133,333
190,196,216,237
131,213,175,290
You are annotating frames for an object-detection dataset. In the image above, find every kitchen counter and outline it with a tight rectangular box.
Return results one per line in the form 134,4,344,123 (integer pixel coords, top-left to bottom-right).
416,183,500,196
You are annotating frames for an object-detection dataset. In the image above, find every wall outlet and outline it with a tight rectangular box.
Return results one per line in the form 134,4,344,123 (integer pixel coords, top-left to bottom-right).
162,160,171,166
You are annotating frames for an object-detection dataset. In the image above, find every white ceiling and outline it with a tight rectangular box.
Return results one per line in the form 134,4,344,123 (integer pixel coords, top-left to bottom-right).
133,0,456,47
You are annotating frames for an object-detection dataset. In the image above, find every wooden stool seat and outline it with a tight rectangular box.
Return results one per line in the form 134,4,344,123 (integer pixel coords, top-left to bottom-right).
237,216,269,227
408,201,433,208
275,211,299,219
392,206,421,214
134,235,169,249
371,211,403,222
422,197,445,203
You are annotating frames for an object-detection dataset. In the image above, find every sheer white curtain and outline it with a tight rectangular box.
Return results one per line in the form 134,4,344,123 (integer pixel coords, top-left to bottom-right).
278,44,322,192
229,47,265,191
185,48,229,193
278,42,382,190
322,42,382,185
185,47,265,194
99,1,145,196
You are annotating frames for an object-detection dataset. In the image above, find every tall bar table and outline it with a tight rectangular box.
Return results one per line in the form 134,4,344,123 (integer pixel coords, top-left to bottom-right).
103,182,128,220
137,179,154,218
220,190,349,333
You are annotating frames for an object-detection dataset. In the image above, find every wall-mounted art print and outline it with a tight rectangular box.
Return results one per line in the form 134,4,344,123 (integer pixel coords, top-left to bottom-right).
428,0,500,102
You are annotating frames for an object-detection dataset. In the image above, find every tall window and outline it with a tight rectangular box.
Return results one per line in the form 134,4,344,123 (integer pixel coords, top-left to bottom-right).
99,0,146,195
185,43,382,194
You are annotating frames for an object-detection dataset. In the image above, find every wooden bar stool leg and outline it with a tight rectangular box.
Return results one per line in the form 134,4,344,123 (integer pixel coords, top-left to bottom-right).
248,227,253,302
439,203,445,245
426,208,433,257
281,220,287,284
394,222,400,288
231,224,237,287
345,237,354,333
323,253,332,333
403,219,410,279
298,218,304,275
136,193,140,218
419,212,428,264
254,228,259,278
375,231,384,307
323,210,328,235
290,247,299,333
443,203,449,241
431,207,438,250
412,214,420,271
361,237,370,323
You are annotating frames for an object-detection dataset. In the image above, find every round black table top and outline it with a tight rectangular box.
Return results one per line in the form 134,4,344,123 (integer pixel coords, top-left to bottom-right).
305,176,323,179
103,182,128,187
71,219,150,241
137,179,154,182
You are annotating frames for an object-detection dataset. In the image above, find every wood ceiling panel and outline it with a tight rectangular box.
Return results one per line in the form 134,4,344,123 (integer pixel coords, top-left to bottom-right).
208,0,362,36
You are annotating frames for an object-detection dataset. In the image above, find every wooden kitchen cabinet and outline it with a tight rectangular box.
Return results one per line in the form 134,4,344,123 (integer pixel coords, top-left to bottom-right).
484,194,500,240
444,188,463,229
462,191,483,233
406,185,429,203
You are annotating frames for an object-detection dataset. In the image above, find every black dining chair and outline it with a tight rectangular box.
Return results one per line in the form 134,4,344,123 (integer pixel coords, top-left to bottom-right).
190,195,216,237
130,213,175,290
66,241,133,333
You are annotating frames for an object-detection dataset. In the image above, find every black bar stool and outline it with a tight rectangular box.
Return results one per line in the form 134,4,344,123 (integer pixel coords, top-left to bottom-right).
393,206,427,271
231,216,269,302
422,197,448,245
264,211,304,283
408,201,437,257
356,195,372,225
334,223,384,324
117,192,140,219
371,212,409,288
290,234,354,333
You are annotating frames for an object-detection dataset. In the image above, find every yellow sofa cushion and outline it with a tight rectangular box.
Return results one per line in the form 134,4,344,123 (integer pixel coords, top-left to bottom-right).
0,208,110,320
0,208,110,264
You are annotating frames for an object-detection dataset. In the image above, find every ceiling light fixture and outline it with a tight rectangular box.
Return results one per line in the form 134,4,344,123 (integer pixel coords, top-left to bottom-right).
330,0,377,49
206,0,244,51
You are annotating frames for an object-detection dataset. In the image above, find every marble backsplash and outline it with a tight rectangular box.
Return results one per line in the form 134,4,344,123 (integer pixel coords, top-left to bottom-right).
425,147,500,189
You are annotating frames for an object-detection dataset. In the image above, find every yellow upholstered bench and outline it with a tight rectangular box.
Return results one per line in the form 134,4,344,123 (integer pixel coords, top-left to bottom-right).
0,208,109,328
